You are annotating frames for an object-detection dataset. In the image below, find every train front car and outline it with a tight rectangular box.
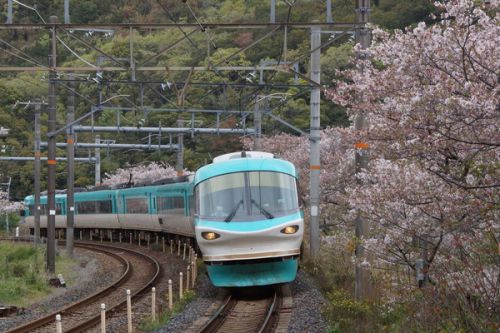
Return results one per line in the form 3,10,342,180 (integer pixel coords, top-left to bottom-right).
194,151,303,287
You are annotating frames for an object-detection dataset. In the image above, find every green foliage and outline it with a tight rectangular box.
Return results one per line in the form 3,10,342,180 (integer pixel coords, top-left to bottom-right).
0,0,439,199
139,290,196,331
323,289,373,332
0,243,48,304
372,0,437,30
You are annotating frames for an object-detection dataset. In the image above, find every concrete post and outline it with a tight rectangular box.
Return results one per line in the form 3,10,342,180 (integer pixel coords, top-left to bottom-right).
95,135,101,185
354,0,372,301
34,102,41,244
46,16,58,273
66,73,75,257
309,23,321,257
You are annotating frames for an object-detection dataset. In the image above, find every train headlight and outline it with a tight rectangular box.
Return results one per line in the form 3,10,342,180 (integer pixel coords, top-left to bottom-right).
281,225,299,234
202,232,220,240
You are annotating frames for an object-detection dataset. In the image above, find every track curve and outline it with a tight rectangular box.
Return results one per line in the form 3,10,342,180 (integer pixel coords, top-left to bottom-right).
198,287,282,333
6,241,161,333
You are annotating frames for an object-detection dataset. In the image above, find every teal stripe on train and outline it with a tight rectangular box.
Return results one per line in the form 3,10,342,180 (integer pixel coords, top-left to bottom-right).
195,211,303,232
207,258,298,287
194,158,298,184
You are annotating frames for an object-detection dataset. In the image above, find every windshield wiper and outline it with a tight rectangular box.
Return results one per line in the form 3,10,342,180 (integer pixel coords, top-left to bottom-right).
224,200,243,222
251,199,274,219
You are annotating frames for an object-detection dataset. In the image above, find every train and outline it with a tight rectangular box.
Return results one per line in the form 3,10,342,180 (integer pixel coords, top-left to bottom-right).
23,151,304,287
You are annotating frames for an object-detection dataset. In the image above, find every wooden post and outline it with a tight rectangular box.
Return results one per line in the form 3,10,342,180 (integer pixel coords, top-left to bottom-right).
186,266,190,291
139,233,141,247
100,230,103,243
90,231,93,241
162,237,165,252
120,232,122,243
130,232,132,244
126,289,132,333
79,230,82,240
168,279,173,310
56,314,62,333
110,230,113,243
177,240,181,256
188,247,192,263
156,235,159,246
151,287,156,321
147,233,150,248
191,260,196,288
170,239,173,254
194,254,198,285
100,303,106,333
183,243,186,260
179,272,183,299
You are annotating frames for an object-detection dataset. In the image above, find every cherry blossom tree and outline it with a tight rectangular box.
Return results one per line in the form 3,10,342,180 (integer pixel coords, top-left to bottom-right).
102,162,192,186
324,0,499,329
250,1,497,329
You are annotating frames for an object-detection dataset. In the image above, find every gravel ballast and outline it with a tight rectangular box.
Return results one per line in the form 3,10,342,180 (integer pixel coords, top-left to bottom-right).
288,270,328,333
0,247,123,332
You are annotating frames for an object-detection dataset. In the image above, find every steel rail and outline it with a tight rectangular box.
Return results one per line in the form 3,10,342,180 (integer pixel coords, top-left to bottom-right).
198,294,236,333
5,242,161,333
5,242,130,333
198,288,282,333
258,290,281,333
65,243,161,332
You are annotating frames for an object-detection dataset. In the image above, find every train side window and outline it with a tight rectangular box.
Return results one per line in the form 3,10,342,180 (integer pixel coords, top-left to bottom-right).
157,196,184,215
125,197,149,214
76,200,112,214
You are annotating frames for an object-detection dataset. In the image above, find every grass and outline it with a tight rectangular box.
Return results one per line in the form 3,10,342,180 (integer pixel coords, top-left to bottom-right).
139,289,196,331
0,241,82,307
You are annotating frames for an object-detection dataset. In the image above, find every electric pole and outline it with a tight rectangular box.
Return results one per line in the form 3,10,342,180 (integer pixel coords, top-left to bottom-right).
34,100,46,244
354,0,372,301
95,135,101,185
6,0,13,24
254,98,262,150
1,177,12,234
309,22,321,257
66,73,75,257
176,120,184,176
46,16,58,273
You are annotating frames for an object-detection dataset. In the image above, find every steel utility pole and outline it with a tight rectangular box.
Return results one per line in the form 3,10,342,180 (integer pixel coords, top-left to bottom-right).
66,73,75,257
254,98,262,150
270,0,276,23
6,0,13,24
354,0,371,301
2,177,12,234
95,135,101,185
64,0,70,24
309,23,321,257
326,0,333,23
46,15,58,273
176,120,184,176
34,100,45,244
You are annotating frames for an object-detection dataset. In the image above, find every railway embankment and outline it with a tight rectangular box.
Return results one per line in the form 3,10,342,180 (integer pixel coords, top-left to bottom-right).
0,241,122,332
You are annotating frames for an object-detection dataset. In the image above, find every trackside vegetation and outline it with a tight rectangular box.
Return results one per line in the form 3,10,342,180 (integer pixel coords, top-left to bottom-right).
0,242,80,306
138,290,196,331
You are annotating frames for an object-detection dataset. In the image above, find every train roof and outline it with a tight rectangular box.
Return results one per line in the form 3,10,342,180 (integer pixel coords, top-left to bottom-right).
194,151,297,185
24,175,193,203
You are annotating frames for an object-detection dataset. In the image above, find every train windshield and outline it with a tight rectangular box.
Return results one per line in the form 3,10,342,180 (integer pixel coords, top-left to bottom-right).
196,171,299,221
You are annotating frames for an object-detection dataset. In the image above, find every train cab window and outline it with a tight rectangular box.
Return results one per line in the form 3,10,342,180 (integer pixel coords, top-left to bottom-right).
196,171,299,221
126,197,149,214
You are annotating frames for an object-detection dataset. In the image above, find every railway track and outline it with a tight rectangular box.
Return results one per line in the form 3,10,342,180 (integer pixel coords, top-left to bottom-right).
198,287,284,333
6,241,161,333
